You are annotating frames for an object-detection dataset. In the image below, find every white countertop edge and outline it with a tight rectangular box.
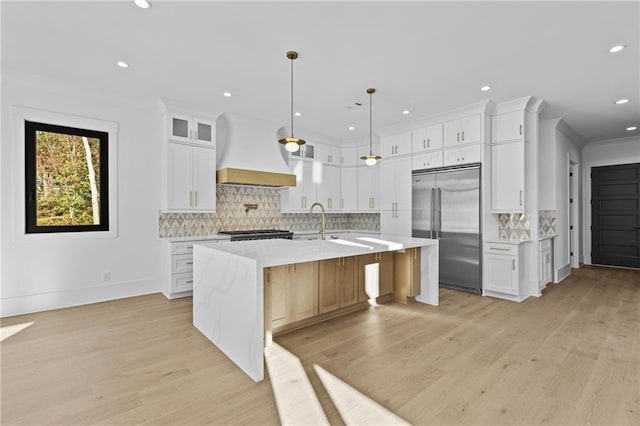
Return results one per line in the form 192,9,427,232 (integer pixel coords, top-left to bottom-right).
194,234,437,268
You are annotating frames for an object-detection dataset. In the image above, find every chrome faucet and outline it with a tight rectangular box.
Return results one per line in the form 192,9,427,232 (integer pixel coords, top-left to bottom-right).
309,202,326,240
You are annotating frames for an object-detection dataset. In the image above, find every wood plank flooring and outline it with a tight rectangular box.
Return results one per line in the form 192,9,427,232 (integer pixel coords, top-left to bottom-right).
1,265,639,425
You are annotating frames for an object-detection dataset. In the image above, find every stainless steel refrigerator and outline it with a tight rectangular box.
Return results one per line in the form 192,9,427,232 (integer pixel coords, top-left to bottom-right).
412,164,482,294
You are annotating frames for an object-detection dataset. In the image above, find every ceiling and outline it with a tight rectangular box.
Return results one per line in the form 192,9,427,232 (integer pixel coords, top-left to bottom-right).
2,1,638,144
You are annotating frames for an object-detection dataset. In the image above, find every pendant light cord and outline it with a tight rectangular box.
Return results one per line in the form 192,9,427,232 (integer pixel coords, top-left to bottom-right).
369,90,373,155
290,58,294,138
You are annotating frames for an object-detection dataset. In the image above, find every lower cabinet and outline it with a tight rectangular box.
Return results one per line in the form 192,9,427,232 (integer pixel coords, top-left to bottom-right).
266,261,319,329
318,256,358,314
357,252,394,301
539,239,553,290
483,242,525,299
392,247,421,304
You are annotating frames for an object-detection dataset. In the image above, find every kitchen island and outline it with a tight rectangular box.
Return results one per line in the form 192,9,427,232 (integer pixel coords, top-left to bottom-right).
193,234,439,382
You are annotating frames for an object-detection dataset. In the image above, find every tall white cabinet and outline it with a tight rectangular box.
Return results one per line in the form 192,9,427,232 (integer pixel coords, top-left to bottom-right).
163,106,217,213
380,156,412,236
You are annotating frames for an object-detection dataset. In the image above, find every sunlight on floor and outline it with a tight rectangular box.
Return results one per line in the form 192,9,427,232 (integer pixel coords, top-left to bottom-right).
264,343,329,425
0,321,35,342
314,364,410,425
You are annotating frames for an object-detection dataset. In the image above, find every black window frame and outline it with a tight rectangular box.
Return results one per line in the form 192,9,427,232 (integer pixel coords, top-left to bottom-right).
25,120,110,234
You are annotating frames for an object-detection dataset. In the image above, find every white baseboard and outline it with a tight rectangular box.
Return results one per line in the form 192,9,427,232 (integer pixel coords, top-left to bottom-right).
554,263,571,283
1,278,160,318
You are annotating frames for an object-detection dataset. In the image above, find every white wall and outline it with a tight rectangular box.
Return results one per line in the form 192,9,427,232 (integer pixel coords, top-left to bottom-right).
1,74,164,317
583,136,640,265
539,118,584,282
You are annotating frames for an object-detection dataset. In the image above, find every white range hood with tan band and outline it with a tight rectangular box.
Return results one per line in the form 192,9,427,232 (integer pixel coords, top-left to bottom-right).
216,113,296,187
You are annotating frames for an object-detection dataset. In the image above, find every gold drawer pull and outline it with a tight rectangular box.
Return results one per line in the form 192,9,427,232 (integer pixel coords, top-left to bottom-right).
186,280,193,284
186,261,193,265
489,247,510,251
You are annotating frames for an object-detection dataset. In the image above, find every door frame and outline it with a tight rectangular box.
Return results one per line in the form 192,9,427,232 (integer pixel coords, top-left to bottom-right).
569,161,580,269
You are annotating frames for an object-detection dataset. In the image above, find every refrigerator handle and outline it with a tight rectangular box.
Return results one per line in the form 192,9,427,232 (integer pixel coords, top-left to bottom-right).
437,187,442,238
430,188,435,239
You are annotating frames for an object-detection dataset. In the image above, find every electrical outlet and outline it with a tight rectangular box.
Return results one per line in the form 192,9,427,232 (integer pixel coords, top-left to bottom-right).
102,272,111,281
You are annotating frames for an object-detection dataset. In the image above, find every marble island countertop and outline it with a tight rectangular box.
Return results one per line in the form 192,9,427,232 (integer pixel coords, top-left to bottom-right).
194,233,436,267
192,233,439,382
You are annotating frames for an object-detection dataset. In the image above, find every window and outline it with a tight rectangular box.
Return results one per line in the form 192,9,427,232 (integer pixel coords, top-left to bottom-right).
24,121,109,233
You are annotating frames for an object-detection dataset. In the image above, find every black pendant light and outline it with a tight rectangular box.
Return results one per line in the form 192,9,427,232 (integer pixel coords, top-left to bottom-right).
360,87,381,165
278,51,306,152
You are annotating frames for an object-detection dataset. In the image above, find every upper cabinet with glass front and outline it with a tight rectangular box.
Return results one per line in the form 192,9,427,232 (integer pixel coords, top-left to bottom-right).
169,114,215,146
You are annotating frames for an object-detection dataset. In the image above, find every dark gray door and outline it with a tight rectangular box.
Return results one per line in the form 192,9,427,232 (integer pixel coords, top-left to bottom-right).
591,163,640,268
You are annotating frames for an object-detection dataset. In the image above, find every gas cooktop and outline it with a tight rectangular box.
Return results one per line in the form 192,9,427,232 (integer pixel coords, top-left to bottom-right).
218,229,294,241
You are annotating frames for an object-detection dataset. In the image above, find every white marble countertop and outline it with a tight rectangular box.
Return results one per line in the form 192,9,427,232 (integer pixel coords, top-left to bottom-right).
164,235,231,243
195,233,437,267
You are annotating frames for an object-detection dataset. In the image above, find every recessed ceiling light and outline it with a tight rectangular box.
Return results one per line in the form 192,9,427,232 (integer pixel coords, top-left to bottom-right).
294,112,301,117
348,126,355,131
134,0,151,9
480,85,491,92
615,98,630,104
609,45,625,53
402,110,411,115
117,61,129,68
223,92,231,97
627,126,637,131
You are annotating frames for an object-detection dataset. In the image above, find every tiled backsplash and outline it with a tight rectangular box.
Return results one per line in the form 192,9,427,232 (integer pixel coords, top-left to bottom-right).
159,185,380,238
538,210,557,238
498,213,531,241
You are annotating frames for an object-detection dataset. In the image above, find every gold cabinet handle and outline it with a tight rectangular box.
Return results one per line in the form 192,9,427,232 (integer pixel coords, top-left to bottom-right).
519,190,523,206
195,191,198,206
186,261,193,265
195,130,198,140
461,131,465,141
341,198,344,209
457,132,460,142
189,129,193,140
519,124,523,136
512,259,516,270
186,246,193,249
427,138,430,148
189,191,193,207
490,247,510,251
372,197,375,209
186,280,193,284
423,139,426,149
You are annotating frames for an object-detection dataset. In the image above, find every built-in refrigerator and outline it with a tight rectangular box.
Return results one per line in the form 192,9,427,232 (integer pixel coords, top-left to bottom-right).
412,164,482,294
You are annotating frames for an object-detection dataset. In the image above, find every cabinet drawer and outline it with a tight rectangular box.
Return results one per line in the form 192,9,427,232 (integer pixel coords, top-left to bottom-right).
539,239,551,251
172,272,194,293
172,253,194,273
172,241,195,255
412,152,443,170
484,242,518,255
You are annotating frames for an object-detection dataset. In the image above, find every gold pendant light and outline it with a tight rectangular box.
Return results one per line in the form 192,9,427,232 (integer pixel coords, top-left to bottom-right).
360,87,381,166
278,51,306,153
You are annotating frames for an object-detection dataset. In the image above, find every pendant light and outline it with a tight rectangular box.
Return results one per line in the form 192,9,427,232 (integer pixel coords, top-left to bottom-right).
360,87,381,166
278,51,306,153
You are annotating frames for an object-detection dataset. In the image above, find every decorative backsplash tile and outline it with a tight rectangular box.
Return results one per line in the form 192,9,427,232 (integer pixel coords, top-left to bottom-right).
159,185,380,238
538,210,557,238
498,213,531,241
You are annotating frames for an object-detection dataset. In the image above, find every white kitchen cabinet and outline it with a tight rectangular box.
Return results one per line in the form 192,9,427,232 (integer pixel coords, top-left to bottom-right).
340,166,358,211
341,146,359,167
483,242,525,299
412,123,443,153
169,114,215,145
491,141,525,212
380,209,411,236
443,144,481,167
162,237,230,299
281,158,318,212
380,131,412,157
539,238,553,290
444,114,481,147
492,110,525,143
289,143,315,160
357,163,380,211
316,143,341,165
317,165,341,210
412,151,443,170
380,156,412,211
167,143,216,212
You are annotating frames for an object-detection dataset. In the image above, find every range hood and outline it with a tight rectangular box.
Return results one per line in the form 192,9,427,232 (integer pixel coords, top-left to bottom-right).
216,113,296,187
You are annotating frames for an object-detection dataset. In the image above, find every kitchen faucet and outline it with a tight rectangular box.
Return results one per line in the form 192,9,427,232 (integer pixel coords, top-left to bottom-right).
308,202,326,240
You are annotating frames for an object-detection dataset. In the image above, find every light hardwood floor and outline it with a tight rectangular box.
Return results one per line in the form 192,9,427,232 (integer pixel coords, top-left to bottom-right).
1,265,638,425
